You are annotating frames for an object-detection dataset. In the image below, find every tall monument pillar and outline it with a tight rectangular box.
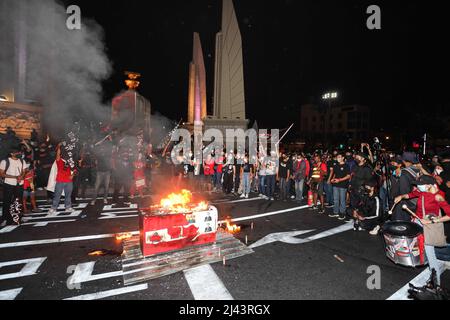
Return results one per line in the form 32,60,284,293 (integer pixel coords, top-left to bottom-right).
204,0,249,141
187,33,207,126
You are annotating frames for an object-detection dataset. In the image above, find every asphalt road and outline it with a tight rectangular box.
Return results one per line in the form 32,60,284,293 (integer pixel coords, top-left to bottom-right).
0,191,448,300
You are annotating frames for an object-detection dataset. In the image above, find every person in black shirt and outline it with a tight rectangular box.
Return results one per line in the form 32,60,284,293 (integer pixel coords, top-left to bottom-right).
330,153,351,219
222,153,235,194
91,138,113,205
393,152,421,221
278,155,291,201
234,153,243,195
348,152,373,219
352,178,382,234
325,153,337,208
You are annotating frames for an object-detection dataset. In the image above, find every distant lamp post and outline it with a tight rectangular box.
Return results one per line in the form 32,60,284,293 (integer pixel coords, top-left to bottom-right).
0,95,8,102
321,91,338,143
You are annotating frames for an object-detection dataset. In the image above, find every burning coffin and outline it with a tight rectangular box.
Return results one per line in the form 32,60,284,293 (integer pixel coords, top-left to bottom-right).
140,190,218,257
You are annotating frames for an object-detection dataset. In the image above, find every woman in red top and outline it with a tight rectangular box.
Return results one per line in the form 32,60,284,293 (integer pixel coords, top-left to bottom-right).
49,144,74,214
130,153,146,199
395,175,450,285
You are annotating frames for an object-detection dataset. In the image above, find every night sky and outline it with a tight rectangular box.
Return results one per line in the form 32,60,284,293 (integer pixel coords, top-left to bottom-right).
65,0,448,138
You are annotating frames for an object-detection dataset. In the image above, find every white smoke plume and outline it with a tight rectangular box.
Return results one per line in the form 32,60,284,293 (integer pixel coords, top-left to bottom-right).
0,0,111,138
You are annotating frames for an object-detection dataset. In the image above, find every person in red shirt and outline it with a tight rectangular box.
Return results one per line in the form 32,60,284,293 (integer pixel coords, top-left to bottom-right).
22,164,42,214
130,153,146,199
395,175,450,285
308,154,328,214
49,144,75,214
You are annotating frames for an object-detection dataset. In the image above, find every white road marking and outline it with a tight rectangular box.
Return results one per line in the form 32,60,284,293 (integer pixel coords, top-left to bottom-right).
67,262,123,286
219,205,310,224
387,268,431,300
183,264,233,300
21,210,82,221
0,225,19,233
0,232,139,249
212,197,262,205
99,215,139,220
64,284,148,300
0,288,23,300
22,220,77,227
249,223,353,249
249,230,315,248
103,204,138,211
0,257,47,281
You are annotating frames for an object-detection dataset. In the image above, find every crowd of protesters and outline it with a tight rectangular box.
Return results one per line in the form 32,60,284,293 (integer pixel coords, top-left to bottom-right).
2,126,450,282
0,126,155,226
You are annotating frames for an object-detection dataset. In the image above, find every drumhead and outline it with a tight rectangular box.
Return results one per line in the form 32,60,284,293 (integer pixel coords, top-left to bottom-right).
382,221,423,237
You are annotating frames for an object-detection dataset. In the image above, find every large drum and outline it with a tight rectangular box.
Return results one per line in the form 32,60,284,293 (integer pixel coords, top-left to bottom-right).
382,221,427,267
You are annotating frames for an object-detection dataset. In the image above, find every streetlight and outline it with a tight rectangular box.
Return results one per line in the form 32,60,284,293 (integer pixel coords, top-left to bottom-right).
321,91,338,144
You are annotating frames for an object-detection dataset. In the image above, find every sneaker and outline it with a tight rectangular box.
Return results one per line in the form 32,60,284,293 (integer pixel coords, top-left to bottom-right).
338,215,346,221
353,224,363,231
290,195,295,199
259,194,263,198
103,199,108,204
245,194,249,199
270,197,275,201
326,204,334,208
318,208,325,214
369,225,380,235
328,213,339,218
65,207,75,213
240,194,246,198
48,208,57,214
31,208,43,213
309,205,318,210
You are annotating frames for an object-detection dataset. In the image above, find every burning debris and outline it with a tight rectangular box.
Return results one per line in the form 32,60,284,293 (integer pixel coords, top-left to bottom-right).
115,233,134,241
144,189,209,215
88,249,122,256
222,218,241,234
140,189,219,256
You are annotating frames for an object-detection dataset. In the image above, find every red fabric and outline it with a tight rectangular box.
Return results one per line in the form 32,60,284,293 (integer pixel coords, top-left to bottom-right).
407,190,450,218
204,161,215,176
56,159,72,183
305,160,311,177
23,170,34,189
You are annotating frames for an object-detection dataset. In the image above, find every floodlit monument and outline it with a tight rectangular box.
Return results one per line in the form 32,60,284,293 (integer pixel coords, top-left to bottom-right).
204,0,249,138
187,33,207,126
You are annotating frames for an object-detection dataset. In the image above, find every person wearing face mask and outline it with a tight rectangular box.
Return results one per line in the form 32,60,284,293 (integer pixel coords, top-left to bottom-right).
277,154,291,201
393,151,422,221
0,148,30,225
351,178,382,234
348,152,373,219
394,175,450,285
291,153,307,202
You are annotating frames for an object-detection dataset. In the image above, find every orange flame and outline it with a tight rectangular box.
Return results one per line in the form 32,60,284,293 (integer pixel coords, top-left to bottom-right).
152,190,208,214
115,233,133,241
225,219,241,234
88,250,104,256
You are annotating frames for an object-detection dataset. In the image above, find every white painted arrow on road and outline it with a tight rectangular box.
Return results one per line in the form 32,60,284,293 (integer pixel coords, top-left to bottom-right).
249,222,354,249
